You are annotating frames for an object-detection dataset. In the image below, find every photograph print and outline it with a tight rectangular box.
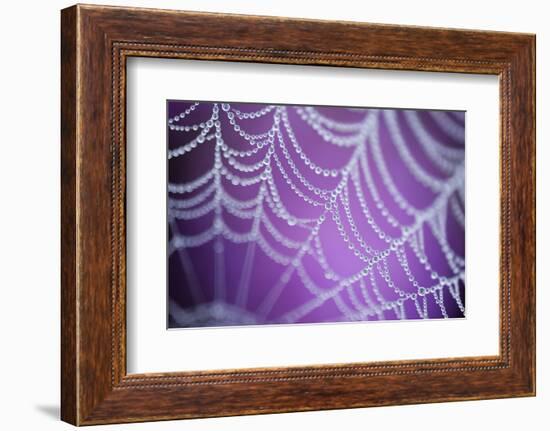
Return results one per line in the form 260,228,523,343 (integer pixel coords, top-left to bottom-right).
167,100,466,329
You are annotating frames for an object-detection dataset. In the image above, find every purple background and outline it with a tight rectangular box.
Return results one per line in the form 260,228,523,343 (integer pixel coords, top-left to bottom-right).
167,101,465,328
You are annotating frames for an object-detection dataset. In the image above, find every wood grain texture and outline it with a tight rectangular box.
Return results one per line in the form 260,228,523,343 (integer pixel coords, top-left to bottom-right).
60,6,78,425
60,4,536,425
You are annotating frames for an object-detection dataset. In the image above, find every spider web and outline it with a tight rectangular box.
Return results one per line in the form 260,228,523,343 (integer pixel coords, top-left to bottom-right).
167,101,465,327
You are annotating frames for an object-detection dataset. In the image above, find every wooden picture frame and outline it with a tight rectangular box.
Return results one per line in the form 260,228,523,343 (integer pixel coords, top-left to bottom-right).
61,4,535,425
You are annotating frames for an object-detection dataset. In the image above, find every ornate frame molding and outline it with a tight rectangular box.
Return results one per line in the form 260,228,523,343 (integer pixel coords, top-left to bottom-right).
61,5,535,425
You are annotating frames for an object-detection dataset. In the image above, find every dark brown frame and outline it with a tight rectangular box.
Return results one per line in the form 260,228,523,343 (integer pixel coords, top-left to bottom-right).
61,4,536,426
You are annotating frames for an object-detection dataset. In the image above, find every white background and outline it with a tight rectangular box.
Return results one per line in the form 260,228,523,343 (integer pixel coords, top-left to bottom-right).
127,59,499,373
0,0,546,430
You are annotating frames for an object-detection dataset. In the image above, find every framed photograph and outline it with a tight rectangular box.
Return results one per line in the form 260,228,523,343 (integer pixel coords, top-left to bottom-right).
61,4,536,425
